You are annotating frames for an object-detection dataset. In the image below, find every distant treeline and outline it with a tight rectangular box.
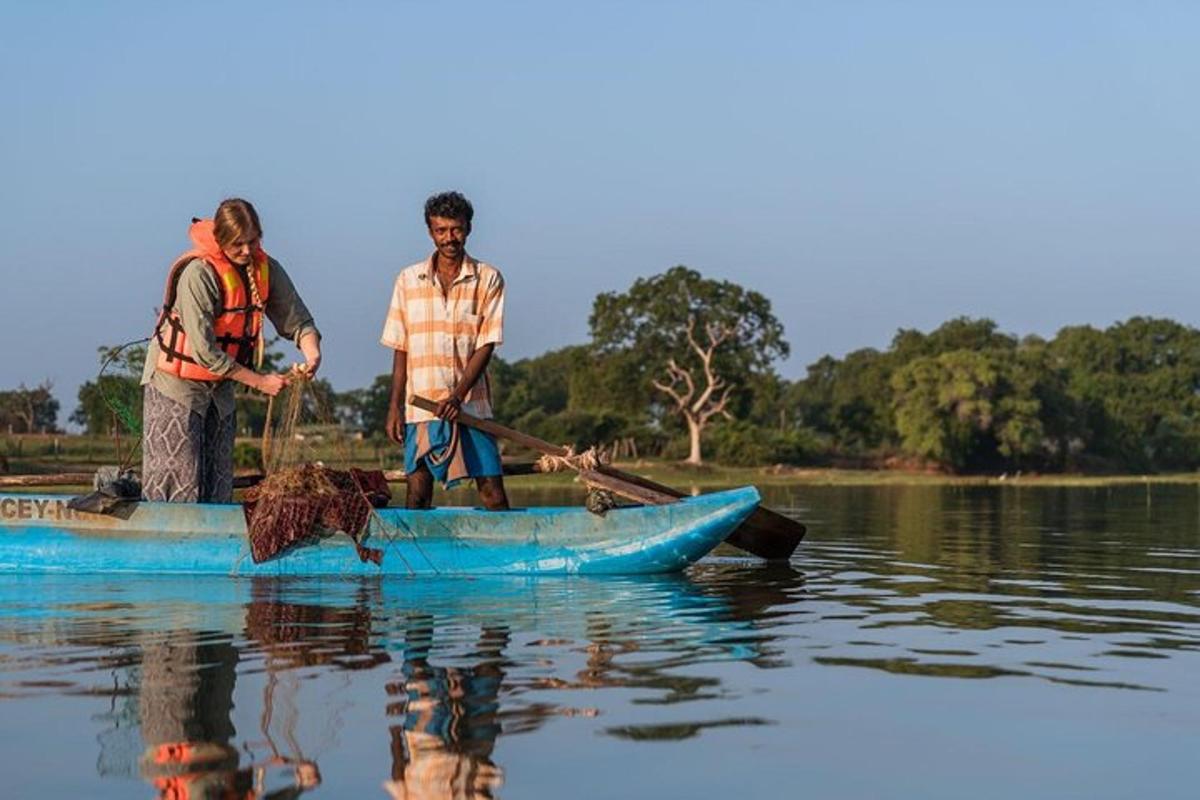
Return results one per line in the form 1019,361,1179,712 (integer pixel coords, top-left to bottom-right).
21,268,1200,474
490,315,1200,473
793,316,1200,473
0,382,59,436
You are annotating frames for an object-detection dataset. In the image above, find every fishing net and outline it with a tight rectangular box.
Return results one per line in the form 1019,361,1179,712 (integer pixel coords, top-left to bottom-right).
242,464,388,564
243,372,391,565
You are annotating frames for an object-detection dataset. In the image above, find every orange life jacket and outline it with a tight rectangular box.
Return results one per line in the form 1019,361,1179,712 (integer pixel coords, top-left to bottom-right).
154,218,271,381
147,741,253,800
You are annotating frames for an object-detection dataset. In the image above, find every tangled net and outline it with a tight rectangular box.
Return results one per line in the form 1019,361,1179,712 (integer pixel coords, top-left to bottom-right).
243,464,389,564
244,370,391,565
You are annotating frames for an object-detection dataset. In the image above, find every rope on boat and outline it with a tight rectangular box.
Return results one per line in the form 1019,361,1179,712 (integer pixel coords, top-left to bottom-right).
536,445,605,474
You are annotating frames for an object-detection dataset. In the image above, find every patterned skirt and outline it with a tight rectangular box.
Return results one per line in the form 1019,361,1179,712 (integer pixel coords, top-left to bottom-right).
141,385,236,503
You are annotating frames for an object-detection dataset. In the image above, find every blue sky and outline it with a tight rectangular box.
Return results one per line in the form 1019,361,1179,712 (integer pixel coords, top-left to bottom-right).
2,1,1198,420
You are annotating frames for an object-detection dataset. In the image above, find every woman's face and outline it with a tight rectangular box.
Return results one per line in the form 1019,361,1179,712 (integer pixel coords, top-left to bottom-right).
221,233,260,266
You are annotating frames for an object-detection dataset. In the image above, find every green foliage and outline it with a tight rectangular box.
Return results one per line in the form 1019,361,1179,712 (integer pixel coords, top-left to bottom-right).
492,347,585,422
233,442,262,470
791,350,895,451
512,408,632,451
891,317,1017,361
590,266,787,415
1047,317,1200,470
793,315,1200,473
70,344,147,435
335,373,392,435
71,376,141,436
703,420,821,467
890,349,1047,470
72,291,1200,474
588,266,790,462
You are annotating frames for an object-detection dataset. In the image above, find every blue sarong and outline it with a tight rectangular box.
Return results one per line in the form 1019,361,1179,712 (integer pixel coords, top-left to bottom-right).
404,420,503,487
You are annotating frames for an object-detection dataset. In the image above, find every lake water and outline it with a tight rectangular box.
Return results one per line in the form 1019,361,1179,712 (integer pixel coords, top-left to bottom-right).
0,483,1197,798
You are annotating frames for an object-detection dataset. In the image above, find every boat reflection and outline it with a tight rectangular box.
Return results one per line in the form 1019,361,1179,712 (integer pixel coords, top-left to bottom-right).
0,567,805,797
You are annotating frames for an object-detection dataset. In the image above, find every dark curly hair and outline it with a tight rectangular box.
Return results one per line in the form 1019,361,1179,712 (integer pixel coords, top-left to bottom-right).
424,191,474,230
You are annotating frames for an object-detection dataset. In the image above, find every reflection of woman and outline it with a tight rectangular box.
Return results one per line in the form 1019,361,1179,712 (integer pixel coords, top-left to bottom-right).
136,634,241,797
141,198,321,503
136,628,322,799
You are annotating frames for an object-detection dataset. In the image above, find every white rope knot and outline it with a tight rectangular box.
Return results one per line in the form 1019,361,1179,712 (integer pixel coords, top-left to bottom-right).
536,445,605,474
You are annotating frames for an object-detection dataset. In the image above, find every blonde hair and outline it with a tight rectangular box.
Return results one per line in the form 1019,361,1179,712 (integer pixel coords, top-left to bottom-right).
212,198,263,249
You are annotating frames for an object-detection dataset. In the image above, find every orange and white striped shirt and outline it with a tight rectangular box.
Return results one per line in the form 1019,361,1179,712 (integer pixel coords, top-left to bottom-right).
380,254,505,423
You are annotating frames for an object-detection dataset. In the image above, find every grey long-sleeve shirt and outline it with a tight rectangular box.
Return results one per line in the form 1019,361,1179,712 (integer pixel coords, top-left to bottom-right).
141,257,319,417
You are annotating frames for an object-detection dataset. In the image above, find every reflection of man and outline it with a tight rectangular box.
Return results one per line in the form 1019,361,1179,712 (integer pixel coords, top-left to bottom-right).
383,623,508,799
381,191,509,511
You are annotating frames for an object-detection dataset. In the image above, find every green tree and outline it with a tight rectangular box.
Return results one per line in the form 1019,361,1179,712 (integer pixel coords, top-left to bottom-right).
336,373,393,436
791,348,896,452
0,381,60,433
72,376,141,435
589,266,788,464
1049,317,1200,470
491,347,583,423
71,343,146,435
892,350,1001,469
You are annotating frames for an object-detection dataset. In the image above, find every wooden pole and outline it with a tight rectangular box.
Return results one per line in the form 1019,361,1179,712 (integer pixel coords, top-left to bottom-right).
0,462,545,491
409,395,805,560
0,473,96,488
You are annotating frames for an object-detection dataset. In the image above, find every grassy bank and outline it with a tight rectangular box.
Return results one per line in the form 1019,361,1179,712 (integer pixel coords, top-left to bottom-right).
4,433,1199,489
510,464,1200,489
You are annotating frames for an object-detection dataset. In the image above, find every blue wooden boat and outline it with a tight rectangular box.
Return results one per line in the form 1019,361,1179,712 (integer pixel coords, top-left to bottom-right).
0,487,760,576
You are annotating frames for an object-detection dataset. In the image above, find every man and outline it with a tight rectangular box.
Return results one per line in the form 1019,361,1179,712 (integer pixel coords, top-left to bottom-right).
381,191,509,510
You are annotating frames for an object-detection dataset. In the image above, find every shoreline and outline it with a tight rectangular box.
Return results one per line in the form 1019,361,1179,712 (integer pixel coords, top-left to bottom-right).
4,431,1198,489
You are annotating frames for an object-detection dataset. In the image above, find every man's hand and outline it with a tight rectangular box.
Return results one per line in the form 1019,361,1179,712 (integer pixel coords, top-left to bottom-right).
434,395,463,421
386,403,405,446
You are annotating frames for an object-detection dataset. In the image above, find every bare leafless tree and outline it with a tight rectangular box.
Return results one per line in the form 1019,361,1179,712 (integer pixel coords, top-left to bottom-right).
652,316,735,465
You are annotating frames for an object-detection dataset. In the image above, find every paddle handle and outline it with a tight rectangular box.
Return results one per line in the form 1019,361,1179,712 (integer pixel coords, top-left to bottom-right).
410,395,680,504
410,396,573,458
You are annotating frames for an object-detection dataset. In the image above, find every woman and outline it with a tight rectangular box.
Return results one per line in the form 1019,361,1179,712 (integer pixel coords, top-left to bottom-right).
140,198,321,503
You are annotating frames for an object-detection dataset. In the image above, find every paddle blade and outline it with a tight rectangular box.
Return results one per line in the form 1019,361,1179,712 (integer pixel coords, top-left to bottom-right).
726,507,806,560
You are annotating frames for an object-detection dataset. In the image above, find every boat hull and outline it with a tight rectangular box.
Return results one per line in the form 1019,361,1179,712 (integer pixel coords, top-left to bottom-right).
0,487,761,575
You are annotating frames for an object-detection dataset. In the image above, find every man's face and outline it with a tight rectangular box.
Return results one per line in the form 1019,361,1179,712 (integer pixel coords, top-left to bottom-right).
221,233,260,267
427,216,469,262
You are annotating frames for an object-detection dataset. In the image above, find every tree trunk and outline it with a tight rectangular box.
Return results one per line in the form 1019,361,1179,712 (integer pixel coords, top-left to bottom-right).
686,416,703,465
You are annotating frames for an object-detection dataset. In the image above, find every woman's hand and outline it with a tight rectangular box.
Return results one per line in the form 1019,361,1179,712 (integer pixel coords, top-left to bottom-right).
257,373,290,396
230,364,288,396
299,331,322,376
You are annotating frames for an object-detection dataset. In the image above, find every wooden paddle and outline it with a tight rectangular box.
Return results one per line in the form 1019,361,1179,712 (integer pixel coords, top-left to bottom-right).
0,473,97,487
410,395,806,560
